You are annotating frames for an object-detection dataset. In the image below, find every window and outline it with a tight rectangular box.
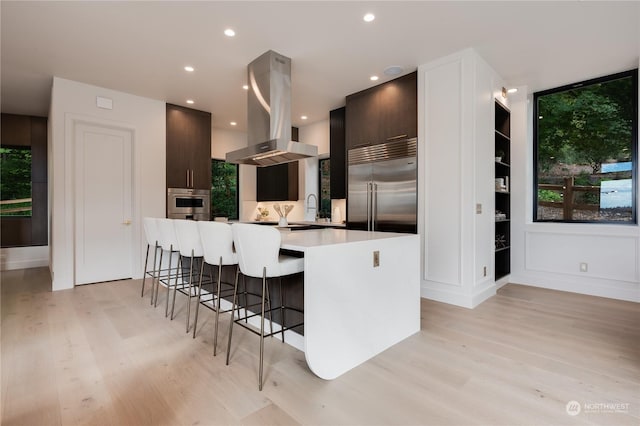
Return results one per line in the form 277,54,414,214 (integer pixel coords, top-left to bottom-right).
534,69,637,223
0,146,32,216
318,158,331,218
211,159,238,220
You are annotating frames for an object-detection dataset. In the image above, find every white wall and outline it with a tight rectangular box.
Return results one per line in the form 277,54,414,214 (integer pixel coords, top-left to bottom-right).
509,84,640,302
49,78,165,291
300,120,329,221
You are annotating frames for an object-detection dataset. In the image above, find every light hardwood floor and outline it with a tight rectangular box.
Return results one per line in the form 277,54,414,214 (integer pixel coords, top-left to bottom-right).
1,267,638,425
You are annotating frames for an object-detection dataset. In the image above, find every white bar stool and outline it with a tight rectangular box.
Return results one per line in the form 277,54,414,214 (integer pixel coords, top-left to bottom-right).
172,219,206,333
226,223,304,391
194,221,238,355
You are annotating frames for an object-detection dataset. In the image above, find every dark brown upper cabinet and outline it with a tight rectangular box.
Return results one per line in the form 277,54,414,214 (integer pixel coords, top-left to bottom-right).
330,107,346,200
345,71,417,150
256,127,300,201
166,103,212,190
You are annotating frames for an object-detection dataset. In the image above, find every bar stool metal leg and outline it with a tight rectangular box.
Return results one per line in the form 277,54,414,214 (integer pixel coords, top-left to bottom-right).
141,243,150,297
170,253,182,319
152,248,164,306
192,257,206,338
259,266,267,391
265,277,273,336
226,267,241,366
280,277,285,343
212,259,228,355
186,250,196,333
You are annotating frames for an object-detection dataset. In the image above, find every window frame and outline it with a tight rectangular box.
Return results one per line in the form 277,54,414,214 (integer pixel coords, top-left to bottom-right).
0,145,33,217
211,158,239,221
318,157,331,219
532,68,638,224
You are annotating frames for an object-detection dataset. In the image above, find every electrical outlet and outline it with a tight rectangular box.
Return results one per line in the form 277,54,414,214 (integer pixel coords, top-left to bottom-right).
476,203,482,214
373,251,380,267
483,266,487,277
580,262,588,272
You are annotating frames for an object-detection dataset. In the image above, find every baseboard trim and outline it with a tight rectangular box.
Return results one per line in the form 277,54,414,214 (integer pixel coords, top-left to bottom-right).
1,247,49,271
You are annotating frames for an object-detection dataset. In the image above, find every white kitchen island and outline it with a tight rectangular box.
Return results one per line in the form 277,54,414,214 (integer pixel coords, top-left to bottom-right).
279,228,420,380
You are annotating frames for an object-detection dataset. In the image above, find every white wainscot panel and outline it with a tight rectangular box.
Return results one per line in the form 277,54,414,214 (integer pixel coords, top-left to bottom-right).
525,231,638,282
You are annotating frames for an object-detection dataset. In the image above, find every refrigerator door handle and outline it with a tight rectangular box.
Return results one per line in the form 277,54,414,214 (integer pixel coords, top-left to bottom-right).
372,182,378,231
366,182,372,231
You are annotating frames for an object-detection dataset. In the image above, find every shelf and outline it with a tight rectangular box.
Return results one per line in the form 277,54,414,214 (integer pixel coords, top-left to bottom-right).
494,99,510,285
495,271,510,280
495,129,510,140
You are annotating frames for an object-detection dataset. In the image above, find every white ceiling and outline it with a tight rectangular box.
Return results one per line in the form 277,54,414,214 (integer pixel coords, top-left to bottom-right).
2,1,638,131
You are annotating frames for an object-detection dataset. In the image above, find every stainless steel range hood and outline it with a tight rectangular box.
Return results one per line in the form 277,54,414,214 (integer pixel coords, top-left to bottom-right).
225,50,318,166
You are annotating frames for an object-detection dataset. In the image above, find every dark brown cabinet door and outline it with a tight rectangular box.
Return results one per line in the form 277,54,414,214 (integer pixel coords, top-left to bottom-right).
330,107,346,199
166,104,211,190
380,71,417,141
189,109,212,189
345,87,382,150
345,71,417,150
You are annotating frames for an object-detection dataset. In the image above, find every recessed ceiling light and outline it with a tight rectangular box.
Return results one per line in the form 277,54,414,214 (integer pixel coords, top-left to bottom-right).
507,88,518,94
242,84,249,90
184,66,194,72
363,13,375,22
230,121,237,126
224,28,236,37
186,99,194,104
370,75,379,81
301,115,308,120
384,66,403,76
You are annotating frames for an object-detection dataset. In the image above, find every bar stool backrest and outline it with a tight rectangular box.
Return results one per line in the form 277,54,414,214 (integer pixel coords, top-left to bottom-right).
156,218,180,252
143,217,159,246
231,223,282,279
198,221,238,266
174,219,204,257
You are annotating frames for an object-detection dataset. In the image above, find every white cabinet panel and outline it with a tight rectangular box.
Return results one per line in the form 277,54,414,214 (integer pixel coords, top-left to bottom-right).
423,57,463,286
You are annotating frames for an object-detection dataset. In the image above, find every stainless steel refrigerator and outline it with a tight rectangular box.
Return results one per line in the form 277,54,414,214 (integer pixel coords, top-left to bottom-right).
347,138,417,233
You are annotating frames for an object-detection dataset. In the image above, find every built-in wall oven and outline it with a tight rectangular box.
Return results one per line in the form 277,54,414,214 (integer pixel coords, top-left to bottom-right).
167,188,210,220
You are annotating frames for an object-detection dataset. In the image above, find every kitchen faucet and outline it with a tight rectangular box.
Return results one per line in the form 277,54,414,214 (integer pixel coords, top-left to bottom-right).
306,193,318,221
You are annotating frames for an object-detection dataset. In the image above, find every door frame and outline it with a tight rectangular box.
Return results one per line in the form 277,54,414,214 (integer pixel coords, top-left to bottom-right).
64,114,140,286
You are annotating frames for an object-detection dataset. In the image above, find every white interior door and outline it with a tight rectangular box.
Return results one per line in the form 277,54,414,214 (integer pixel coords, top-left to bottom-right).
75,123,133,285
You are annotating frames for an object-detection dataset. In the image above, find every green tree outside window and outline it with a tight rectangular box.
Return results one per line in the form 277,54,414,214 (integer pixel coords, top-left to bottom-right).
0,147,32,216
211,159,238,220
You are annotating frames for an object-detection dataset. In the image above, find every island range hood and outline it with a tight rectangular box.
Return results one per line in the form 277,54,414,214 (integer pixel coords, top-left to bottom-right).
225,50,318,166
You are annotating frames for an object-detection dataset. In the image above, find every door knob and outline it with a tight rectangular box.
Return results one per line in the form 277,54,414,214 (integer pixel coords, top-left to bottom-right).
122,220,132,225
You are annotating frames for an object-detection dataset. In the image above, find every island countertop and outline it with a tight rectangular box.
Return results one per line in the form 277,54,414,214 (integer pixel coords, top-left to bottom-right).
279,228,412,252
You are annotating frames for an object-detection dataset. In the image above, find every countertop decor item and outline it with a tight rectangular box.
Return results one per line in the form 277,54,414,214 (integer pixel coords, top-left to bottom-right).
257,207,270,221
274,203,294,226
